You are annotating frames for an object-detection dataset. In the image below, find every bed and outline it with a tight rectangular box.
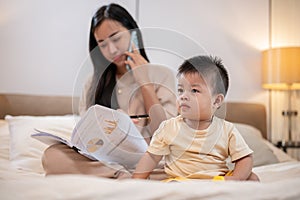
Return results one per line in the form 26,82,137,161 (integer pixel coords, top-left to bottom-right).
1,93,300,199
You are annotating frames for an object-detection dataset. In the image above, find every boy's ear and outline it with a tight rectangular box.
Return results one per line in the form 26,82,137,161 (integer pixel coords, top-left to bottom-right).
213,94,224,108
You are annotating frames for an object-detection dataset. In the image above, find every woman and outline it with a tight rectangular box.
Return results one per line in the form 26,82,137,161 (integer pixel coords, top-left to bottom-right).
42,3,177,179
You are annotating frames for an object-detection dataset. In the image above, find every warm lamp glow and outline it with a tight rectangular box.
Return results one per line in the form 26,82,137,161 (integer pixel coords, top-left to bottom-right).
262,47,300,90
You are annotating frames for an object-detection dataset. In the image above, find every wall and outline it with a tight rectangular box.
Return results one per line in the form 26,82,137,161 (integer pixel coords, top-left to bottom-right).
0,0,269,101
0,0,136,96
0,0,274,135
139,0,269,105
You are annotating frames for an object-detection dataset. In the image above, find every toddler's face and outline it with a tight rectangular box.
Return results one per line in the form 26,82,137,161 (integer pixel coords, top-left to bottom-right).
177,72,215,121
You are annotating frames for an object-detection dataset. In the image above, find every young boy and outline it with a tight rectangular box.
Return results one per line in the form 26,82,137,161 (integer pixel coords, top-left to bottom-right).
132,55,259,181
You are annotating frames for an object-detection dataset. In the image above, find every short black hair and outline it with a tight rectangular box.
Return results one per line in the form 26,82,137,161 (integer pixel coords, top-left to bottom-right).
177,55,229,96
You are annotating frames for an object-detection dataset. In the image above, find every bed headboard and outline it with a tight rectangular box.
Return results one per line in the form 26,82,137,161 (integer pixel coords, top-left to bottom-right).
215,102,267,139
0,94,267,139
0,94,79,118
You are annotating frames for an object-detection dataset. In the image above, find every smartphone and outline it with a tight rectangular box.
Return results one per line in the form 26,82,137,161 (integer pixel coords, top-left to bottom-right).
126,30,140,71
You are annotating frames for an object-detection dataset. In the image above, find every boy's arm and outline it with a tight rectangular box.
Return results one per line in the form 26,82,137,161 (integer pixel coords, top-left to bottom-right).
225,154,253,181
132,151,163,179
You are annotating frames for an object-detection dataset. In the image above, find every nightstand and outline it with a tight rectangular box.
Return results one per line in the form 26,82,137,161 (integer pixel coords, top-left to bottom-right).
276,141,300,153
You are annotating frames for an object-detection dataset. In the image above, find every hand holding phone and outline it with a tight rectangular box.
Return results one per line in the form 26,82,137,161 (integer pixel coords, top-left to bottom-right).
126,30,140,71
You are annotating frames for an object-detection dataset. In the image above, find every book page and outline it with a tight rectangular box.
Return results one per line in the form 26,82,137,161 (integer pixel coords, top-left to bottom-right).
31,129,72,147
71,105,148,169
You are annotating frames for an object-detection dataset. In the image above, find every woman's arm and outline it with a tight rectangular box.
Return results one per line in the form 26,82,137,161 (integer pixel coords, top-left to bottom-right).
124,50,161,116
132,151,163,179
125,50,176,135
78,75,93,116
225,154,253,181
139,84,168,132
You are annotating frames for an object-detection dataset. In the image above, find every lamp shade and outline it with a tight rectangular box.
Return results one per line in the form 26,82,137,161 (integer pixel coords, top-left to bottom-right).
262,47,300,90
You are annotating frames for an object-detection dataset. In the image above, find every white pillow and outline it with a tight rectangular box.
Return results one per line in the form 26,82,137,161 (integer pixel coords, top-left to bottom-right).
234,123,279,167
0,120,10,161
5,115,79,174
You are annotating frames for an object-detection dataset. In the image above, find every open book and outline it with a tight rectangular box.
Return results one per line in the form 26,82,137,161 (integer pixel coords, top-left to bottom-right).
31,105,148,169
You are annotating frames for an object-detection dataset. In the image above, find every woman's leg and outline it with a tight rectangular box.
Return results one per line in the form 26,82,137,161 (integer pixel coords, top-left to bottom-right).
42,143,167,180
42,143,131,178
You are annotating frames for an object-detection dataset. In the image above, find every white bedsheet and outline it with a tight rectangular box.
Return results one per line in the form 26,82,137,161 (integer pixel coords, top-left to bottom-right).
1,164,300,200
1,119,300,200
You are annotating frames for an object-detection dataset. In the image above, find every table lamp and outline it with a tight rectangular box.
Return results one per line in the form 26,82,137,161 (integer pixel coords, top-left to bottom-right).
262,47,300,151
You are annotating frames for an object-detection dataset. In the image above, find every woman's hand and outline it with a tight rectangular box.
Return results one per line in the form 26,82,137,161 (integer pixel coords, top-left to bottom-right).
124,45,150,85
117,109,139,124
124,44,148,69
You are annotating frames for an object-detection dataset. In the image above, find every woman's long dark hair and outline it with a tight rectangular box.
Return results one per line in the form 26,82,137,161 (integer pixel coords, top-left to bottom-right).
87,3,149,109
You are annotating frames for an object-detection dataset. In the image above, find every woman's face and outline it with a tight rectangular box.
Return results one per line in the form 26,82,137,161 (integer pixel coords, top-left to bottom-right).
94,19,131,67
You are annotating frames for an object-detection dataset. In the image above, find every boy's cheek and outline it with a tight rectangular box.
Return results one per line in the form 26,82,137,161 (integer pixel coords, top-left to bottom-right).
176,100,180,113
